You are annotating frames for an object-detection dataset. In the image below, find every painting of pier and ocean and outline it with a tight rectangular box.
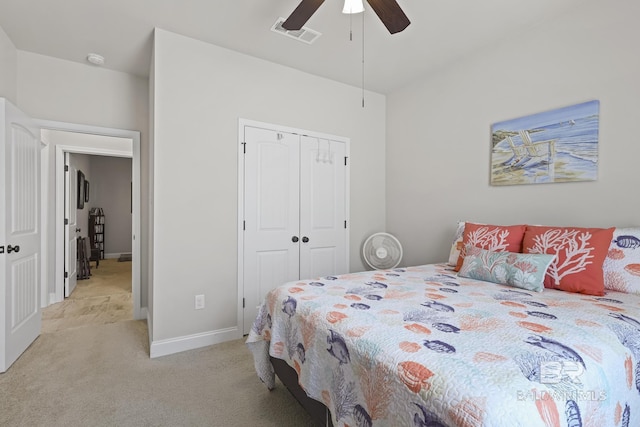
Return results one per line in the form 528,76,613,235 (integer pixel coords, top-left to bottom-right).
490,100,600,186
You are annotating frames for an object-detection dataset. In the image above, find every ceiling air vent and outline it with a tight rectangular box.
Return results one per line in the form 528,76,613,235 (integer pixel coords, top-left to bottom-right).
271,18,321,44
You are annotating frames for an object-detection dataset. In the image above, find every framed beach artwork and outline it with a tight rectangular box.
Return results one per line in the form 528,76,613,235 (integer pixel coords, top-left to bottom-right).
490,100,600,186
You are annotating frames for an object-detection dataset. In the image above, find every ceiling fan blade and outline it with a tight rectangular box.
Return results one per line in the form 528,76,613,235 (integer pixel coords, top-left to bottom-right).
282,0,325,31
366,0,410,34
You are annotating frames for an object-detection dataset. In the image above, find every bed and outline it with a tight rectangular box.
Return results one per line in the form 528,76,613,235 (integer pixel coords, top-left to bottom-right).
246,223,640,426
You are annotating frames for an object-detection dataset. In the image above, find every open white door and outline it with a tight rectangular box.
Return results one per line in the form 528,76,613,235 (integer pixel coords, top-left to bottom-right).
64,153,77,297
0,98,42,372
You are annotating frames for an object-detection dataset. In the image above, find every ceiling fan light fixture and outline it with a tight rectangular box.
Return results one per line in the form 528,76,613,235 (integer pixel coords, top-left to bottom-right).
342,0,364,14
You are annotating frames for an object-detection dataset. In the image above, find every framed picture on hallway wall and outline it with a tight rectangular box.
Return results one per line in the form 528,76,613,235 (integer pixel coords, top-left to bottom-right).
77,170,85,209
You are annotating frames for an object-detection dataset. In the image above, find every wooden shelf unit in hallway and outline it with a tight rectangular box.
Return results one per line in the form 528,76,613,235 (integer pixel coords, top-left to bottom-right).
89,207,105,266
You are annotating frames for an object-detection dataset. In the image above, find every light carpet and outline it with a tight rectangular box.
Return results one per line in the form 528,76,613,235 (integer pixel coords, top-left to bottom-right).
3,258,315,426
0,320,316,426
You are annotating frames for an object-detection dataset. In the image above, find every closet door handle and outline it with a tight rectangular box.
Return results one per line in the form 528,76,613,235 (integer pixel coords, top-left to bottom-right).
302,236,309,243
7,245,20,254
291,236,299,243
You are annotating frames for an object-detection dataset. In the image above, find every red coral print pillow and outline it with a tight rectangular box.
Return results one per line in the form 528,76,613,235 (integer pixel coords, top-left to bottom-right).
455,223,526,271
522,225,614,296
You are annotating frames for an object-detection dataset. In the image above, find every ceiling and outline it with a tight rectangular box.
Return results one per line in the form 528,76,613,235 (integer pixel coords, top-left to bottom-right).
0,0,581,94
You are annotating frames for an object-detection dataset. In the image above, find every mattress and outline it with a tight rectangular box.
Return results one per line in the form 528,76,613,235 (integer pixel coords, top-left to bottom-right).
246,263,640,426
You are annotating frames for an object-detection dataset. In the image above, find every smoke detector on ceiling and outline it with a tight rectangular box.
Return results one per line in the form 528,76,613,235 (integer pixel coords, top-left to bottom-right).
271,18,321,44
86,53,105,66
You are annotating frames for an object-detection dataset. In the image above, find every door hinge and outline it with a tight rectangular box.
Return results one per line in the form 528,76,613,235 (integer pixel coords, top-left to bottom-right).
64,272,68,278
344,220,347,229
344,157,348,166
243,298,245,308
242,142,246,154
243,220,246,231
65,218,69,225
65,165,69,172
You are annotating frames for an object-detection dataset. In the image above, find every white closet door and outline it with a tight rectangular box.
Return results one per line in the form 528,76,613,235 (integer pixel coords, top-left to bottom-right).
299,136,347,280
243,126,300,333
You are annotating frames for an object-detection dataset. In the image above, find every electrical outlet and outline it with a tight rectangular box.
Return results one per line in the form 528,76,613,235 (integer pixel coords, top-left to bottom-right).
195,294,205,310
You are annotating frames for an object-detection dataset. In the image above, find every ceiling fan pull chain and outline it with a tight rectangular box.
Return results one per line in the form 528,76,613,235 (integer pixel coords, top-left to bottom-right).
349,11,353,41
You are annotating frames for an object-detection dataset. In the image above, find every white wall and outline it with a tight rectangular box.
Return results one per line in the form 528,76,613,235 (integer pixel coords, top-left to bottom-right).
147,46,156,341
386,0,640,267
16,51,149,307
151,29,386,352
89,156,133,255
0,25,17,104
16,51,148,131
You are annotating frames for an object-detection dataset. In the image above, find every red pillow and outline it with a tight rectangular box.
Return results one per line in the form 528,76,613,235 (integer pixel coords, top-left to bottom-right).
522,225,614,296
455,223,527,271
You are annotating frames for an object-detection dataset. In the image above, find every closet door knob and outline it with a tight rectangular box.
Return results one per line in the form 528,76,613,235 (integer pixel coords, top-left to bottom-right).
7,245,20,254
291,236,299,243
302,236,309,243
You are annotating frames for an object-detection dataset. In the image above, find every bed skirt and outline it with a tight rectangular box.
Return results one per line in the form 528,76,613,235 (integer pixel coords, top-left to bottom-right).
270,356,334,427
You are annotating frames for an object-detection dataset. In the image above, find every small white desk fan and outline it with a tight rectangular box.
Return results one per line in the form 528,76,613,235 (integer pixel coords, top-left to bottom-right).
362,232,403,270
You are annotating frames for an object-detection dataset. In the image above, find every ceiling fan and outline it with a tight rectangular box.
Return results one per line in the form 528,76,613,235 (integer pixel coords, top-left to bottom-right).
282,0,410,34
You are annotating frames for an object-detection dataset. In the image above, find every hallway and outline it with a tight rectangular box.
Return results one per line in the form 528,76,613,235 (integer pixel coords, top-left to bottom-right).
42,259,132,333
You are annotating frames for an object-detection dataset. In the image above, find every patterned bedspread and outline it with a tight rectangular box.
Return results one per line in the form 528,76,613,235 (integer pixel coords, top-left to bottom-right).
246,264,640,426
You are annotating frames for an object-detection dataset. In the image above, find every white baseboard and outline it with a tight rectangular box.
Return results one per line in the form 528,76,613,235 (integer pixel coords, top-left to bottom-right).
149,327,240,358
146,309,153,353
47,292,60,306
104,252,131,259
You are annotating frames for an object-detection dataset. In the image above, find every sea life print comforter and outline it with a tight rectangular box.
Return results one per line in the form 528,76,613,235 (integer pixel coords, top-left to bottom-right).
246,264,640,426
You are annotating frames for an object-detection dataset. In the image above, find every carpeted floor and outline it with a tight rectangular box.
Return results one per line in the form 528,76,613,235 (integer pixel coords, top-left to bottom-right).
0,321,315,426
1,258,315,426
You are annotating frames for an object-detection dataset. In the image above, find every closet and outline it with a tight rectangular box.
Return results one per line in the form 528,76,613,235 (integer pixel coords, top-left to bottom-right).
240,122,349,334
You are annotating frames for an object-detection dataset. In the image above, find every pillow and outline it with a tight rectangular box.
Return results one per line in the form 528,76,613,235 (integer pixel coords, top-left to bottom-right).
459,245,554,292
603,227,640,294
522,225,614,296
447,221,465,266
454,222,527,271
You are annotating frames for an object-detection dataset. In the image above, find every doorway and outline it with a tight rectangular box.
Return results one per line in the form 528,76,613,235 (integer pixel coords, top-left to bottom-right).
38,121,143,320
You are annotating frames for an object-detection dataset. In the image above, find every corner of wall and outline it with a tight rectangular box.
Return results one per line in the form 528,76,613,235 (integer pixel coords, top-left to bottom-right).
0,24,18,104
